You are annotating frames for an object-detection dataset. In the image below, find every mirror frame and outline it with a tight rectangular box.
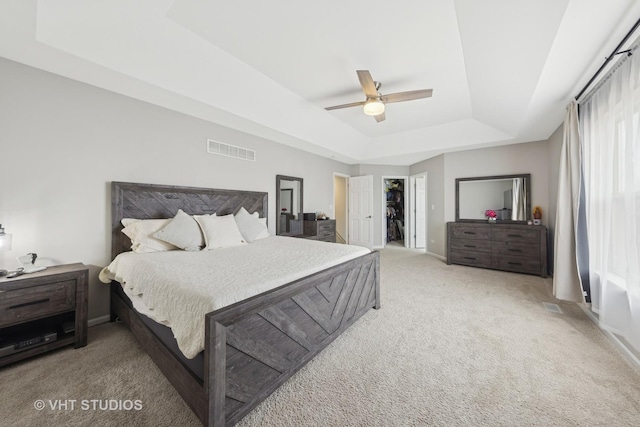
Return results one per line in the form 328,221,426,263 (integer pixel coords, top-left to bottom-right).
455,173,531,223
276,175,304,235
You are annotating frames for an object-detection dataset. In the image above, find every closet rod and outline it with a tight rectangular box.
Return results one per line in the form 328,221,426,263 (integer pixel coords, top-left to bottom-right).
575,16,640,101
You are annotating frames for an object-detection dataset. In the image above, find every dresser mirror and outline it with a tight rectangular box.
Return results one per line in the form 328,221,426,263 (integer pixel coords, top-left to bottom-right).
276,175,303,235
455,174,531,223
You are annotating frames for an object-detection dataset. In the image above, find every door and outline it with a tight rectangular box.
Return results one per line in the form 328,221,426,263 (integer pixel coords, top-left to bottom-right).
348,175,374,249
415,176,426,248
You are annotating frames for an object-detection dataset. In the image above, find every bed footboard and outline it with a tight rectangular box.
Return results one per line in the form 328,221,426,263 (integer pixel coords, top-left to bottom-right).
111,250,379,427
204,250,380,426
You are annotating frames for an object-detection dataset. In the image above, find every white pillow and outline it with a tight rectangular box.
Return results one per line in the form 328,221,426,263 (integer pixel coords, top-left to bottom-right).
121,219,177,253
153,209,204,251
255,217,270,240
195,214,247,249
234,208,269,243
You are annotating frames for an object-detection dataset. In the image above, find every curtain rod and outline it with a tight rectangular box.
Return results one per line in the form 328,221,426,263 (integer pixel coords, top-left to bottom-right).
575,16,640,101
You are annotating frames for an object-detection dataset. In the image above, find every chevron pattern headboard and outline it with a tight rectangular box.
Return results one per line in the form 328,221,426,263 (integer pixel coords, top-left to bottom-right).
110,181,268,259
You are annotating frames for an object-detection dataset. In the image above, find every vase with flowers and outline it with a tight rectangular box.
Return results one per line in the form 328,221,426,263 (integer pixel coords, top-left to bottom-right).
485,209,497,222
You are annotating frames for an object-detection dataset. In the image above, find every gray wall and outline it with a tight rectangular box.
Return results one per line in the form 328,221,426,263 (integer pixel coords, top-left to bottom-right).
0,58,353,323
411,140,551,257
410,155,445,256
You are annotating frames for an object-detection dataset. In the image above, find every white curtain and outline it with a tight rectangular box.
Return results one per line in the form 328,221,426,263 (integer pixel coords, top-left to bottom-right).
553,100,584,302
580,50,640,351
511,178,527,221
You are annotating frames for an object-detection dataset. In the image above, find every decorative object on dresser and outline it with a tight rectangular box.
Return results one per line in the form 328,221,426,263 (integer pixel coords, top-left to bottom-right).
276,175,303,236
301,219,336,242
447,222,547,277
0,263,88,367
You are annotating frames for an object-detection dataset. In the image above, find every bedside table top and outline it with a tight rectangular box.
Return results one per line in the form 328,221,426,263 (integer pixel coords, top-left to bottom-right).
0,263,87,288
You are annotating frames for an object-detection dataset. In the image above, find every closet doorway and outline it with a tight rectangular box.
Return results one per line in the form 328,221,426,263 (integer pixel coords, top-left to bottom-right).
382,176,408,248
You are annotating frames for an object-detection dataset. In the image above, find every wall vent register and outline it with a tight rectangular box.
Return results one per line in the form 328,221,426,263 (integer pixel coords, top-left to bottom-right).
207,139,256,162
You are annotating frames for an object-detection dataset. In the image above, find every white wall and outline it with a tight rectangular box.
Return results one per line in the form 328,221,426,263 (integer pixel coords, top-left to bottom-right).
0,58,353,322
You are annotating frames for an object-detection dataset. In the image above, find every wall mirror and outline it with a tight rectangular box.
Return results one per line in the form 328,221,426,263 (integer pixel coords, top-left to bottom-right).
455,174,531,223
276,175,303,235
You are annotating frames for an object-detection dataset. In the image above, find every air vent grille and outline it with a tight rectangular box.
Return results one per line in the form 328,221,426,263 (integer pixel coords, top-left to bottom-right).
207,139,256,162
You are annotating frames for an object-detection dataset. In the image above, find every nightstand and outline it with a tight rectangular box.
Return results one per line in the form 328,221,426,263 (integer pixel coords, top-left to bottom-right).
0,263,88,367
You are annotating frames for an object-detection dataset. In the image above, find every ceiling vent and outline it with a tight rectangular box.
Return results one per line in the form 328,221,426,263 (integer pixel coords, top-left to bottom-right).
207,139,256,162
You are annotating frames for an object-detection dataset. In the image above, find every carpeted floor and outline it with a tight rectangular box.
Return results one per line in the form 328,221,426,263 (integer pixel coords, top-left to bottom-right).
2,246,640,426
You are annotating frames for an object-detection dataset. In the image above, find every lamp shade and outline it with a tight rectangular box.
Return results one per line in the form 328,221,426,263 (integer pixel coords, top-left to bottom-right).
0,224,12,251
363,99,385,116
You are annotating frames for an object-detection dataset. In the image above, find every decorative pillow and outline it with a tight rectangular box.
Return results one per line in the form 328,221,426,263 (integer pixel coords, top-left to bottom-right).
255,217,270,240
121,219,177,253
234,208,269,243
153,209,204,251
195,214,247,249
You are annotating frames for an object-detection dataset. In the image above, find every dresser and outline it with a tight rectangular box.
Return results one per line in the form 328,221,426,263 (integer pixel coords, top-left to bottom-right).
301,219,336,243
447,222,547,277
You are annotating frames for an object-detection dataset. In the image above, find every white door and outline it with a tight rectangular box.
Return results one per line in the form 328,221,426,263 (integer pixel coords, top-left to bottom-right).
416,176,426,248
348,175,374,249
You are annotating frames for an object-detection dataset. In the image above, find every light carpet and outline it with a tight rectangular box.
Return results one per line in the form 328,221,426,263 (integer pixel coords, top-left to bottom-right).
2,246,640,426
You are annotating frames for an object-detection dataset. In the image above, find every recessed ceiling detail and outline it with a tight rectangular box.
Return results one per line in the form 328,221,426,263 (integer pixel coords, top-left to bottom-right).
1,0,639,165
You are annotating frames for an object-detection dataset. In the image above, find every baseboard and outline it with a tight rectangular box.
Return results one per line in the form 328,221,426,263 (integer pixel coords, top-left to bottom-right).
373,245,384,250
88,314,111,327
579,304,640,369
427,252,447,262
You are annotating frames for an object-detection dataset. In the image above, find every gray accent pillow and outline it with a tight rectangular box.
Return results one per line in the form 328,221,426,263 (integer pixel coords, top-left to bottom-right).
153,209,204,251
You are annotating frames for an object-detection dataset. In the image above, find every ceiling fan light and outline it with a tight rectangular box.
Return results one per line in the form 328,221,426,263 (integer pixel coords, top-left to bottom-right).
363,99,385,116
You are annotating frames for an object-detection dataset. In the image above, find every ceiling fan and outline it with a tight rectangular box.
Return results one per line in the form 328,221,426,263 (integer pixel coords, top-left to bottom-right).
325,70,433,123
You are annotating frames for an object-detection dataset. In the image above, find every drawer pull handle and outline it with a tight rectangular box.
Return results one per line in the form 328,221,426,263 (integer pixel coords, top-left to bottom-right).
464,245,476,248
463,231,476,235
509,249,523,253
463,257,476,260
507,234,522,238
9,298,50,310
507,262,522,266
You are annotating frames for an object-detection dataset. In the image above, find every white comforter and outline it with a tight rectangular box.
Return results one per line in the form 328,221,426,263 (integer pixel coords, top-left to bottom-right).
99,236,370,358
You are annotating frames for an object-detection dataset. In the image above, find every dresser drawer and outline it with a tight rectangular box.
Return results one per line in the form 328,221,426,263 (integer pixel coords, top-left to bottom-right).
450,238,492,253
492,228,540,243
492,241,539,258
0,280,76,327
449,250,492,268
317,221,335,232
450,226,490,240
493,255,541,275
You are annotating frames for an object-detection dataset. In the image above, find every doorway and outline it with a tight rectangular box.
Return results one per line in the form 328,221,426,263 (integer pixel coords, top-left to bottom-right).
410,173,427,250
333,173,349,244
383,177,408,248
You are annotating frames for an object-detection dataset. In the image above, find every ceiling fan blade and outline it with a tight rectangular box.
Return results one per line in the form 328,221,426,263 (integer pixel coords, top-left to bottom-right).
380,89,433,104
325,100,366,111
356,70,378,98
374,112,386,123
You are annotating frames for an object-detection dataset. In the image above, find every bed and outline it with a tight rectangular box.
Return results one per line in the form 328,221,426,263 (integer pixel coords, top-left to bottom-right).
105,181,380,426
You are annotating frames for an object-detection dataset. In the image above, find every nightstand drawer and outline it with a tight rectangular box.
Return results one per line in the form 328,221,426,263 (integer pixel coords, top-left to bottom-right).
0,280,76,327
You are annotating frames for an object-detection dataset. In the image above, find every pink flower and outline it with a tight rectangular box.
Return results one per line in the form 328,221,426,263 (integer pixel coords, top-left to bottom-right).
485,209,497,218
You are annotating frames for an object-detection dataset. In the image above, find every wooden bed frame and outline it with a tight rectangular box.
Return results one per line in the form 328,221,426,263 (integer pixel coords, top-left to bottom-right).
109,182,380,426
